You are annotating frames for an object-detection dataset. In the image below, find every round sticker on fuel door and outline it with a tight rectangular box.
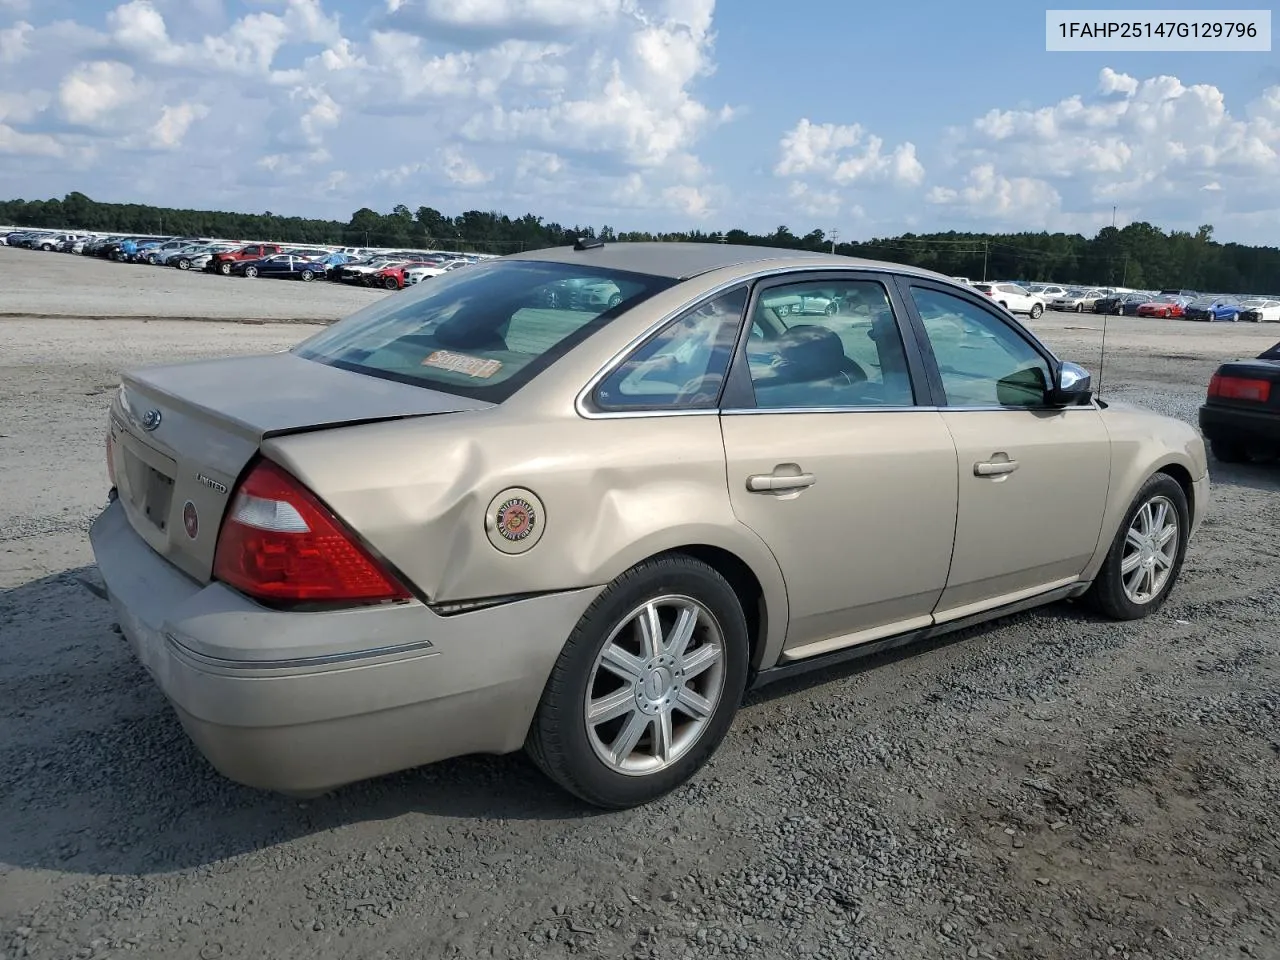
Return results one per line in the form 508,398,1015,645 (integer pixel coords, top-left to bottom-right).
484,488,546,554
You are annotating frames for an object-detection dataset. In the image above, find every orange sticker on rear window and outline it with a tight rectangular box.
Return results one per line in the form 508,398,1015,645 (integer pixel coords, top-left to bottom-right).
421,350,503,379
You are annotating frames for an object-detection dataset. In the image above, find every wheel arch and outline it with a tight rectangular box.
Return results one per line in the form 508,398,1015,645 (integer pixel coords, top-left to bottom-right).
662,544,772,672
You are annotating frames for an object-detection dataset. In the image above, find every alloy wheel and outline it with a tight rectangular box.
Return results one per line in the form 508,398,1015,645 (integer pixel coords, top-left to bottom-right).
1120,495,1178,605
584,595,726,777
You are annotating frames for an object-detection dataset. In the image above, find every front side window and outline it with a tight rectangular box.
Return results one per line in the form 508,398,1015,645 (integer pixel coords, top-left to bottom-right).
742,279,916,409
909,287,1053,408
594,287,747,411
295,260,675,402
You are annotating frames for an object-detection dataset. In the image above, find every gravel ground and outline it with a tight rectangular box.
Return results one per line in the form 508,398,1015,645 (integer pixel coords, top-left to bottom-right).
2,248,1279,960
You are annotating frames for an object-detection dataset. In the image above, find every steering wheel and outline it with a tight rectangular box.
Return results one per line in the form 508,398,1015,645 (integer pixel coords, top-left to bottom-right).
837,356,869,382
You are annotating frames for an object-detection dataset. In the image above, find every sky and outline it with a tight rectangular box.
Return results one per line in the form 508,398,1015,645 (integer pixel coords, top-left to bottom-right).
1,0,1278,243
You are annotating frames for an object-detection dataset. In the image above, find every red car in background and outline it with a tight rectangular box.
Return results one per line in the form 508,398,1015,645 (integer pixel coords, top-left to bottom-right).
368,262,411,290
1136,295,1192,319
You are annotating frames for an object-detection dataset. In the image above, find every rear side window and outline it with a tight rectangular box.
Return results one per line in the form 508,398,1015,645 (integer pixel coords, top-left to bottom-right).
294,260,675,402
594,287,748,411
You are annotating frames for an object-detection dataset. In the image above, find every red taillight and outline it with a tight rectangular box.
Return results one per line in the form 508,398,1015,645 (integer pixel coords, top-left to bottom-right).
212,460,411,605
1208,373,1272,403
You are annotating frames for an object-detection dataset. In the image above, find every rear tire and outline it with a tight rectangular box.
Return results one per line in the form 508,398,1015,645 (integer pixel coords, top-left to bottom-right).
1210,437,1249,463
1084,473,1189,621
526,554,749,809
1029,303,1043,319
300,270,314,282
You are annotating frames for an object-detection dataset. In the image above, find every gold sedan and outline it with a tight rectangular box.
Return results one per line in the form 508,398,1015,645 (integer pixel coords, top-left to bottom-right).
90,242,1209,808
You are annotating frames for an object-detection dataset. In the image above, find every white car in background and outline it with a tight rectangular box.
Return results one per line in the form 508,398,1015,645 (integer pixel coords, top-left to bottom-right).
1240,298,1280,323
404,259,471,286
972,281,1045,319
1028,283,1069,300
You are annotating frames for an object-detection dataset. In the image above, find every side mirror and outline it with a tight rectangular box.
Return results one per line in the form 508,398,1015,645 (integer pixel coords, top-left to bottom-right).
1048,361,1092,406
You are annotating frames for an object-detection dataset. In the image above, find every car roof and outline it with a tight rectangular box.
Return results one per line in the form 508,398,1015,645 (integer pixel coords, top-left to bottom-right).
502,241,956,283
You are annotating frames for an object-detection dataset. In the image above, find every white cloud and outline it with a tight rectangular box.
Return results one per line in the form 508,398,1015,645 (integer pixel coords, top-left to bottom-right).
786,181,842,218
926,164,1062,224
438,145,490,186
949,67,1280,222
58,61,143,127
0,20,33,63
149,102,209,149
384,0,626,40
776,119,925,187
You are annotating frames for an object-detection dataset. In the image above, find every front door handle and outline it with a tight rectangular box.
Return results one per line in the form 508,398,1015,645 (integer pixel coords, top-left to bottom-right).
974,459,1019,477
747,472,817,492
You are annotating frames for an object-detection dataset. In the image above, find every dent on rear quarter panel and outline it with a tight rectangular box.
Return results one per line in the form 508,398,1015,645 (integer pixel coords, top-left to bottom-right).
1079,403,1208,582
263,409,790,655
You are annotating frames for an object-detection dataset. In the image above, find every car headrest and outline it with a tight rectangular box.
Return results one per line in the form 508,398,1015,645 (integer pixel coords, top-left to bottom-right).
772,325,844,383
434,312,506,350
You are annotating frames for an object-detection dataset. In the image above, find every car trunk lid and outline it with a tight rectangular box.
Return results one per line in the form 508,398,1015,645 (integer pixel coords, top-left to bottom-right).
1206,358,1280,411
108,351,492,584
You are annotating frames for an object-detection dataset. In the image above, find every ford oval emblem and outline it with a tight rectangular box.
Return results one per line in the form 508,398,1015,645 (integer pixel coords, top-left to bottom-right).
141,409,162,431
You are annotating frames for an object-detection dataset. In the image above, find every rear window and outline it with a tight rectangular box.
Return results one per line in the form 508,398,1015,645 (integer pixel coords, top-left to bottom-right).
294,259,675,402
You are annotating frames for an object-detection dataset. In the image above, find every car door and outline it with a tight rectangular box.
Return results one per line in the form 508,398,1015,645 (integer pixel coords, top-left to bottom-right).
896,278,1111,622
718,271,960,659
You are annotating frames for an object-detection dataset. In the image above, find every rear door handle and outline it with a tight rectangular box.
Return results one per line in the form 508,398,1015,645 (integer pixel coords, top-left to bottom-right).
974,459,1019,477
746,472,817,492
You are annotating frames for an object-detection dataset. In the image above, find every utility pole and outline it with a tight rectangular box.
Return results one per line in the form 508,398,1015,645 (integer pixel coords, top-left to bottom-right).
982,239,989,282
1112,206,1116,228
830,228,839,254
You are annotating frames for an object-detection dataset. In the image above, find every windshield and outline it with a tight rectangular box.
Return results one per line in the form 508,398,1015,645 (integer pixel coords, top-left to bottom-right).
294,259,676,402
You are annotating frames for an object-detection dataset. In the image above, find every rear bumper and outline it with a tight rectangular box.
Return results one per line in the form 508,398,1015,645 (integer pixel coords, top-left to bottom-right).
89,499,601,794
1199,404,1280,449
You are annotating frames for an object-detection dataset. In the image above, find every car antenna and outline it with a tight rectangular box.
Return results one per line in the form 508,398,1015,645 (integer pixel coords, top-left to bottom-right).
1096,306,1110,400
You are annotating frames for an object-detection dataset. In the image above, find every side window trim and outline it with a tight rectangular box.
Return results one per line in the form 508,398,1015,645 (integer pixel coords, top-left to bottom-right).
587,285,750,414
892,275,1061,410
723,269,936,412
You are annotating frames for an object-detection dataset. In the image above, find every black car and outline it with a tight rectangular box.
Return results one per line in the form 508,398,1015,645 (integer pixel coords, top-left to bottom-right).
1198,341,1280,462
1094,292,1153,315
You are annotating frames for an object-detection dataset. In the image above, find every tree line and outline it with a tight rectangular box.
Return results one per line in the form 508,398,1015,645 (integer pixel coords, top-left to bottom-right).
3,192,1278,293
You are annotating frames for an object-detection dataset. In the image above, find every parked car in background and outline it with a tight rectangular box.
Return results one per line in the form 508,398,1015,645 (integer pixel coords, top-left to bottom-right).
972,282,1045,318
234,253,328,282
1161,289,1198,299
206,243,284,275
1095,292,1154,315
1182,296,1243,322
1135,295,1193,319
88,242,1209,809
1240,298,1280,323
1027,284,1069,300
169,243,238,271
1050,287,1106,313
1199,340,1280,462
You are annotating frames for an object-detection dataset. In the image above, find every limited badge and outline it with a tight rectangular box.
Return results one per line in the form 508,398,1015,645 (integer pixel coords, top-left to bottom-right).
495,497,535,541
182,500,199,539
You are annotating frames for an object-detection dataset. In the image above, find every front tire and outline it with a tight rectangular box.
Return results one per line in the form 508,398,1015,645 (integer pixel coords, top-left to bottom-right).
383,276,399,290
1084,474,1189,621
219,261,233,275
1029,303,1043,319
177,259,190,270
243,266,258,278
1075,302,1084,313
526,555,749,809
